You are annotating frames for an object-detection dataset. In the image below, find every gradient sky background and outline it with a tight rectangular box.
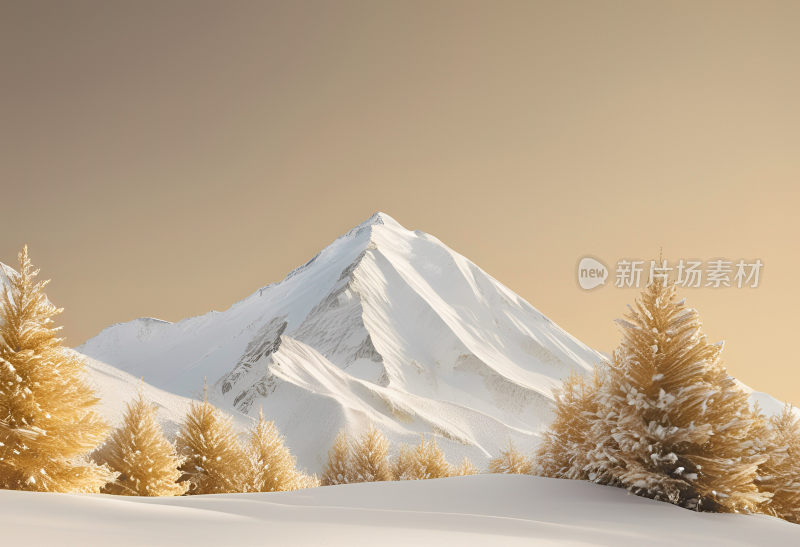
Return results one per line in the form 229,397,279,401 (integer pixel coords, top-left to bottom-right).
2,1,798,404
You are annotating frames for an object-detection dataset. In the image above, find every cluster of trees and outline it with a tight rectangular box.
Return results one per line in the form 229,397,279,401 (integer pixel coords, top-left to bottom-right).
319,428,503,485
534,279,800,524
0,247,313,496
94,393,317,496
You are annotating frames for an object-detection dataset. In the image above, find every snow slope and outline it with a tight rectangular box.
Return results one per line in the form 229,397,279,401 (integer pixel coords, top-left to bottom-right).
735,380,799,419
80,352,252,438
2,474,798,546
76,212,604,471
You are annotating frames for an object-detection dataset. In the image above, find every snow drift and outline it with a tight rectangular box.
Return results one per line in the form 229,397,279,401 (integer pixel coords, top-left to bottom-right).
1,474,798,546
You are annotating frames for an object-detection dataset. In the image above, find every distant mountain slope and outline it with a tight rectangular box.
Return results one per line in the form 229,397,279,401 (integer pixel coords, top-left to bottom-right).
79,352,252,439
75,212,603,470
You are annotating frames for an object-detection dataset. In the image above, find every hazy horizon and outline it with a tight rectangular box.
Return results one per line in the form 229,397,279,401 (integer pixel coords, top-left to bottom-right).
2,1,799,405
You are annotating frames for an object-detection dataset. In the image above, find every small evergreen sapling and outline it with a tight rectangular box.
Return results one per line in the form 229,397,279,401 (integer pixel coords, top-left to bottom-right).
350,425,392,482
534,371,601,480
399,435,451,480
247,409,303,492
321,430,354,486
391,443,416,481
96,393,187,496
488,441,532,475
452,456,479,476
176,396,248,494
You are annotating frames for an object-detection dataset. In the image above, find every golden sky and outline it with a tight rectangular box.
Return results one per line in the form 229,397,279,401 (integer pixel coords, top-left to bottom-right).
1,1,798,404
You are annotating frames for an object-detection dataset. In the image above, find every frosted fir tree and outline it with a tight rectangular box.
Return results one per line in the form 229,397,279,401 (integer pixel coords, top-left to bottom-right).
488,441,532,475
0,247,113,492
745,402,773,498
399,435,451,480
452,456,479,476
585,281,768,512
350,425,392,482
295,472,321,489
321,430,354,486
247,409,303,492
95,393,188,496
758,406,800,523
534,371,602,480
390,443,416,481
176,390,248,494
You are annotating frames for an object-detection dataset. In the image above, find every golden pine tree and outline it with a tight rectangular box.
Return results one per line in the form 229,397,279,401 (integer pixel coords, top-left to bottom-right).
321,430,354,486
452,456,479,476
95,393,187,496
295,472,321,489
350,425,392,482
488,441,532,475
534,371,601,480
584,281,768,512
746,402,773,509
247,409,302,492
391,443,416,481
0,247,113,492
176,397,248,494
758,406,800,523
400,435,451,480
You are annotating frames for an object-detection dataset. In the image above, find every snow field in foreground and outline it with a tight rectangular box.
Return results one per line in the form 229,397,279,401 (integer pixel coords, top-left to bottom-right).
2,474,798,546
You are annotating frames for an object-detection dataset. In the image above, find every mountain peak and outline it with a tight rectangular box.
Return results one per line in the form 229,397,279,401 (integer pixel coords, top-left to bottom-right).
360,211,403,230
341,211,405,242
77,210,607,471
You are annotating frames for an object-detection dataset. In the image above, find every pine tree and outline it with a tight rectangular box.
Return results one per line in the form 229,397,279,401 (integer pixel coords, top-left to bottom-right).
350,425,392,482
746,402,774,509
400,435,451,480
452,456,479,476
391,443,416,481
295,472,321,489
247,409,302,492
321,430,354,486
175,397,248,494
0,247,113,492
584,281,767,512
534,371,601,480
758,406,800,523
488,441,532,475
95,393,187,496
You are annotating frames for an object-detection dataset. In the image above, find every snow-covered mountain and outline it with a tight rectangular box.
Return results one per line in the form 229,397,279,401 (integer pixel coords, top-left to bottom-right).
1,213,794,472
73,212,603,471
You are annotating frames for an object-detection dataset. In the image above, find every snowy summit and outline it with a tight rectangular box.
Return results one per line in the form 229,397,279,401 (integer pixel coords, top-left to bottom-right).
76,212,603,471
